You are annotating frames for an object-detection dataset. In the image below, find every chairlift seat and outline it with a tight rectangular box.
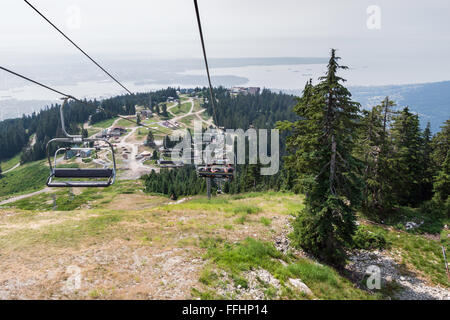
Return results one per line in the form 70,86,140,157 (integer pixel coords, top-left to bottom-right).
47,180,112,188
45,98,117,188
53,168,113,178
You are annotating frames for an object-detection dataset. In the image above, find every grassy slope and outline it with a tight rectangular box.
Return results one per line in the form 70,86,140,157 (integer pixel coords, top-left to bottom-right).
171,102,191,115
3,186,446,300
91,118,116,129
0,153,21,172
0,188,380,299
362,222,449,288
0,161,48,198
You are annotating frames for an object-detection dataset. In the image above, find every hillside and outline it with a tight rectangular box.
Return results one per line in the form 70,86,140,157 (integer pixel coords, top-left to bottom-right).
350,81,450,133
0,86,448,300
0,183,448,300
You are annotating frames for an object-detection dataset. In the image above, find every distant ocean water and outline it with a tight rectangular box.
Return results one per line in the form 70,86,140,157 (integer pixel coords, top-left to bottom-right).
0,58,449,127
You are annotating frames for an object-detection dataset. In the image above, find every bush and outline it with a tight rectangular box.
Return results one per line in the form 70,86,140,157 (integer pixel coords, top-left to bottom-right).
352,225,386,250
291,197,356,267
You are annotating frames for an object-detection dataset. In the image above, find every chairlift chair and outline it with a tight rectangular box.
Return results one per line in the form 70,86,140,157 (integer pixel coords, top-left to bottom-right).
46,98,116,187
197,154,236,181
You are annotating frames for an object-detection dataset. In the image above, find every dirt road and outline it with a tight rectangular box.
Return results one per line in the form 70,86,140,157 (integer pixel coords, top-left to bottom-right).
0,187,53,207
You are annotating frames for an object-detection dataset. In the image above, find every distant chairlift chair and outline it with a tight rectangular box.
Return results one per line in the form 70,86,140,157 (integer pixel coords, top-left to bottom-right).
197,155,236,182
46,98,116,187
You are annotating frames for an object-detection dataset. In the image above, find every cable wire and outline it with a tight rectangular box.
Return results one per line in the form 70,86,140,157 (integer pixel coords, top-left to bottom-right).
193,0,218,126
24,0,133,95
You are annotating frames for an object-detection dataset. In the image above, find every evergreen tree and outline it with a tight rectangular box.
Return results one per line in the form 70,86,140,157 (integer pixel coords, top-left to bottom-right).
146,131,155,147
433,151,450,203
279,49,362,266
390,107,423,206
136,114,141,126
161,104,168,118
356,97,398,216
419,122,435,201
355,105,384,212
432,119,450,167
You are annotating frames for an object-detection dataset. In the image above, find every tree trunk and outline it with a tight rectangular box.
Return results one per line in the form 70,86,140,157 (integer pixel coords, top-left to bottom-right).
330,134,337,195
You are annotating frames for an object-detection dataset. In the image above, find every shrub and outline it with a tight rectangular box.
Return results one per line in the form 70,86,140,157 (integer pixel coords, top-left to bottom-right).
352,225,386,250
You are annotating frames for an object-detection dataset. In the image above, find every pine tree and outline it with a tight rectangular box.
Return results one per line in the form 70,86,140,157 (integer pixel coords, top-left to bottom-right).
390,107,423,206
161,104,168,118
432,119,450,167
419,122,435,201
433,151,450,203
146,131,155,147
356,98,398,216
279,49,362,266
136,114,141,126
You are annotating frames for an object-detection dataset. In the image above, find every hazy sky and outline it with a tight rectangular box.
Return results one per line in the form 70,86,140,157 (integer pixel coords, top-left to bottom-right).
1,0,449,60
1,0,450,100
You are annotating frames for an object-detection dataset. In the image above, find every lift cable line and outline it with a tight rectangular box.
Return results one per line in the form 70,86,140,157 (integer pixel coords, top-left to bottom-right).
193,0,237,199
0,66,167,134
193,0,218,126
24,0,133,95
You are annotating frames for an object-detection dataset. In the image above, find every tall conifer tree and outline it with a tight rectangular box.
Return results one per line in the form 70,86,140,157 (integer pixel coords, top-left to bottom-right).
279,49,362,266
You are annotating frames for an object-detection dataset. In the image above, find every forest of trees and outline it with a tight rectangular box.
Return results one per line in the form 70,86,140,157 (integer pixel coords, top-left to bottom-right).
204,87,297,130
0,88,178,164
143,166,206,200
1,59,448,268
278,50,450,266
143,51,449,266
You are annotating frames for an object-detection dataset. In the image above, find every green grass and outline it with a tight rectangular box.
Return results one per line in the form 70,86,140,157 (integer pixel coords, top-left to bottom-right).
260,217,271,226
0,153,21,172
180,115,196,126
0,211,122,249
195,237,378,300
3,179,142,210
41,213,122,243
171,102,191,115
116,118,138,128
193,99,204,112
9,189,104,211
143,160,156,166
0,161,48,198
362,201,449,235
231,205,262,215
87,128,101,137
91,117,116,129
363,223,449,287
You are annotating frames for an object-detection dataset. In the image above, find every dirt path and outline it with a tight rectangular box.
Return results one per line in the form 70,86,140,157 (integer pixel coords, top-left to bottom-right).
0,187,53,207
116,126,158,180
169,97,195,123
348,250,450,300
2,163,20,174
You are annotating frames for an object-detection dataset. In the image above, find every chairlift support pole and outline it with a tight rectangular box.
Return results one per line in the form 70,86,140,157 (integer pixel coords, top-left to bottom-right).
442,246,450,281
206,177,211,200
